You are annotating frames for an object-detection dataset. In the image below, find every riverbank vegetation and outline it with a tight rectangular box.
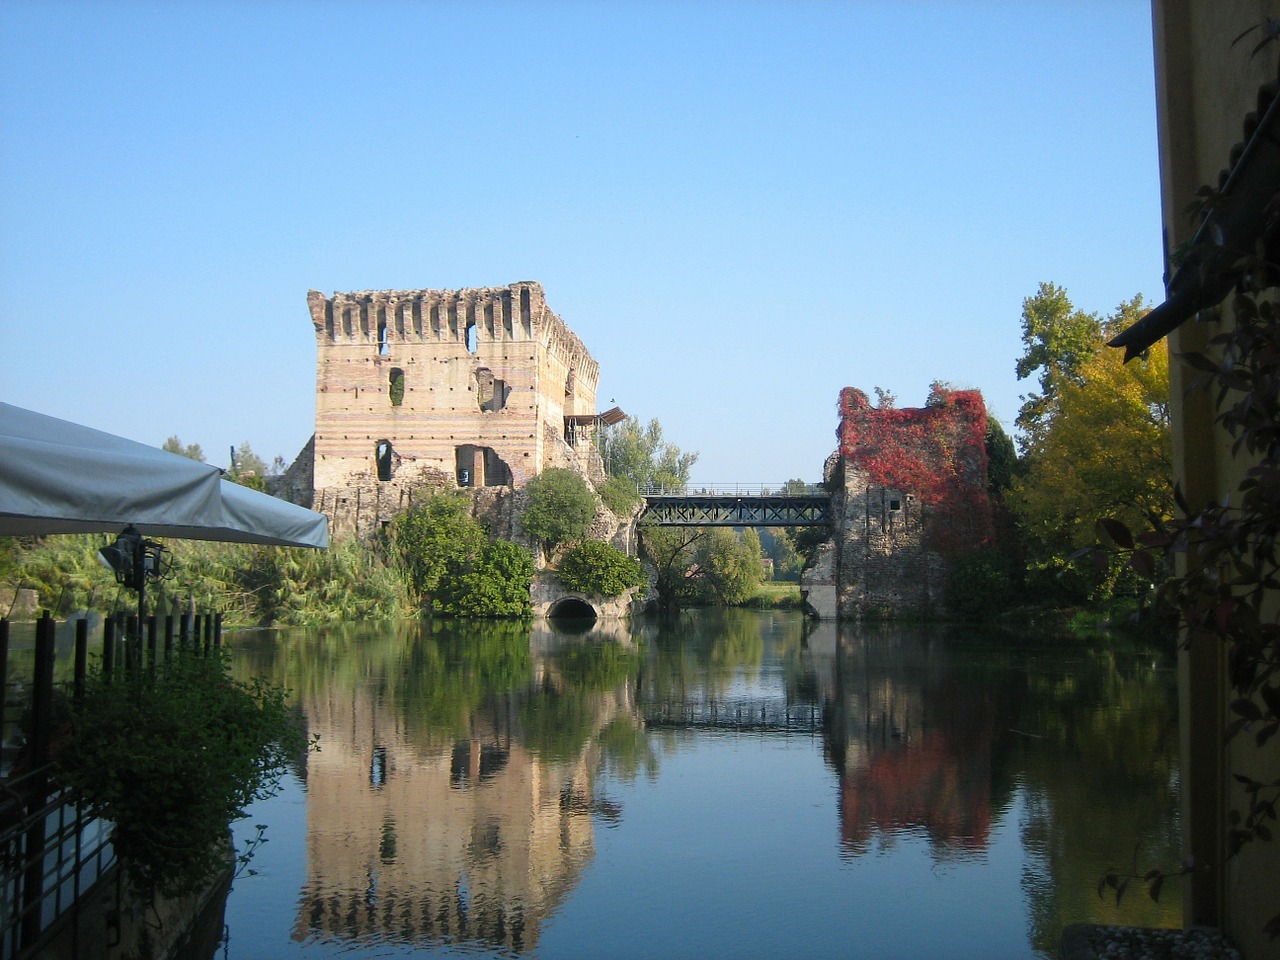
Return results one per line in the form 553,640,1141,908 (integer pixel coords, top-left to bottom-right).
924,284,1173,630
0,306,1175,630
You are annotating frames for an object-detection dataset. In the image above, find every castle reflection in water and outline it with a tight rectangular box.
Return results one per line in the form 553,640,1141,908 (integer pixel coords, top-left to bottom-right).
228,611,1179,956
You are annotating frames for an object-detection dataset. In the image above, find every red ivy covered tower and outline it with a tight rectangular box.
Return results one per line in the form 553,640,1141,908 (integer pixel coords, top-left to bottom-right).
802,385,994,619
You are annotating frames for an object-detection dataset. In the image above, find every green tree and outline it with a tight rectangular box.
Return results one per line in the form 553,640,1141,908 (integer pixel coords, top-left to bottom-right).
437,540,534,618
639,526,763,608
1009,332,1171,600
945,546,1020,620
232,441,267,480
602,417,698,491
985,418,1019,497
597,475,643,517
759,527,802,581
558,540,646,596
761,479,829,579
162,435,205,461
691,527,763,605
1015,282,1103,451
391,494,487,605
522,468,598,552
638,526,705,611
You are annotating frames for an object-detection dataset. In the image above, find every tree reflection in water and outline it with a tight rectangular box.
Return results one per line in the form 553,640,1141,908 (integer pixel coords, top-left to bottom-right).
223,612,1181,960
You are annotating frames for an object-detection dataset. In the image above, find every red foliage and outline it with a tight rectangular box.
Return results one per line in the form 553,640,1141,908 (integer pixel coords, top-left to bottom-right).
838,729,993,854
839,385,994,558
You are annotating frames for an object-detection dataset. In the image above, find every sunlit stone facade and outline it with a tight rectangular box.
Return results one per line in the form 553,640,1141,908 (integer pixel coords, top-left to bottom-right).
299,281,604,537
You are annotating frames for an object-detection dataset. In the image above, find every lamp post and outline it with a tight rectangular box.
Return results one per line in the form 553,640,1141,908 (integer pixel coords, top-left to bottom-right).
98,526,169,643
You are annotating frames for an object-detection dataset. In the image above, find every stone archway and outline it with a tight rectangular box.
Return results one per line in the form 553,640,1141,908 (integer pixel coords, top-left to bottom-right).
547,597,598,622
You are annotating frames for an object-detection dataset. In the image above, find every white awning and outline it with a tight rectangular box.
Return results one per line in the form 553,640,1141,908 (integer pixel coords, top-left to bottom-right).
0,403,328,548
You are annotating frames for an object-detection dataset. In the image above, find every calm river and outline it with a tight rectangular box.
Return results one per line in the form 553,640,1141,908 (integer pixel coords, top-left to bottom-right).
216,610,1181,959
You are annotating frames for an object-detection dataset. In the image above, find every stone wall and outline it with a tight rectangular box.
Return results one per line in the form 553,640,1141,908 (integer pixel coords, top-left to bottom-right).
296,281,608,539
0,587,39,620
530,573,643,620
802,388,993,620
829,463,947,619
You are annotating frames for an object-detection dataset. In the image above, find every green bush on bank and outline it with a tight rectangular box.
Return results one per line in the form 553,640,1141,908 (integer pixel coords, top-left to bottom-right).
741,582,804,609
522,468,598,552
389,493,486,603
558,540,645,597
597,476,642,517
436,540,535,618
944,546,1021,621
392,494,535,618
0,533,414,627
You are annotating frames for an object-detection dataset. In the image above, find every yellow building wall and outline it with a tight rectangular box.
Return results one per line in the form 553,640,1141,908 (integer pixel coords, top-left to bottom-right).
1152,4,1280,957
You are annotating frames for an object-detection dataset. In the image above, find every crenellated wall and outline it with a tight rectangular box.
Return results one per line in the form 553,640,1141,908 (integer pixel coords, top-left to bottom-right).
301,281,604,538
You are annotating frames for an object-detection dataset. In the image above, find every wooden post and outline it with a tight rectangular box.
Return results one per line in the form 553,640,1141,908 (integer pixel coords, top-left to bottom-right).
102,615,115,680
21,612,57,948
29,611,55,769
0,619,8,750
146,615,157,672
125,615,139,676
74,618,88,704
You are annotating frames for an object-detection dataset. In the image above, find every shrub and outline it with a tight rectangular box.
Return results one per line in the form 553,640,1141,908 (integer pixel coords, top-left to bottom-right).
391,494,487,604
6,534,118,614
558,541,645,597
437,540,534,618
231,540,413,626
945,547,1019,621
597,476,642,517
522,468,598,550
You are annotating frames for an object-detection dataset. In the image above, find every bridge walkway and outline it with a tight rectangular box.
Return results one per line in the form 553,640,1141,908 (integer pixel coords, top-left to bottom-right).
639,484,832,528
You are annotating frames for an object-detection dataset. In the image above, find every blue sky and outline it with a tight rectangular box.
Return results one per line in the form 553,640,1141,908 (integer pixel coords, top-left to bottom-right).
0,1,1163,485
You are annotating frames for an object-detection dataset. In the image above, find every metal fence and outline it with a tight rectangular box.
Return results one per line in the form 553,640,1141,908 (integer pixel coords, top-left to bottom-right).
637,482,825,497
0,610,222,959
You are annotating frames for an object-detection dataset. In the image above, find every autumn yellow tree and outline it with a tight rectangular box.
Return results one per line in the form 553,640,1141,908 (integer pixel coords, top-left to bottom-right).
1010,296,1172,600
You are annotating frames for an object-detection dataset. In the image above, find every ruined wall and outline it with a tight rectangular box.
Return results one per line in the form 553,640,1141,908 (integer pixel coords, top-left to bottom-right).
831,459,948,619
804,387,992,620
304,281,603,538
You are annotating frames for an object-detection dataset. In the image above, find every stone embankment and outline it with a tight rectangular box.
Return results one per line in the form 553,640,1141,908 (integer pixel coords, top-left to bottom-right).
1059,924,1242,960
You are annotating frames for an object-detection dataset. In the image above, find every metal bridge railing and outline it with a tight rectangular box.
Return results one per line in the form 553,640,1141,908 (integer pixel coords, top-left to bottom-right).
638,483,825,497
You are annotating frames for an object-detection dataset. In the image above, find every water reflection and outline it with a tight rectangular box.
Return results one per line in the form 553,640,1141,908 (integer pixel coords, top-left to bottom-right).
234,618,640,953
820,624,1014,859
224,611,1182,959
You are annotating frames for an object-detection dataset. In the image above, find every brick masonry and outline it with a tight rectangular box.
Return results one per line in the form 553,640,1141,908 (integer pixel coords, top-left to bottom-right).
286,282,608,540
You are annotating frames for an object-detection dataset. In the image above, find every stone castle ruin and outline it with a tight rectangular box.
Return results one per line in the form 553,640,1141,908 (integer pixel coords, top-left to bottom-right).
803,386,994,620
282,281,621,538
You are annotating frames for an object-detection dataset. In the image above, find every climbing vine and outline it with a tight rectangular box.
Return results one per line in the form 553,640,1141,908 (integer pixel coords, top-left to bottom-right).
839,384,994,558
